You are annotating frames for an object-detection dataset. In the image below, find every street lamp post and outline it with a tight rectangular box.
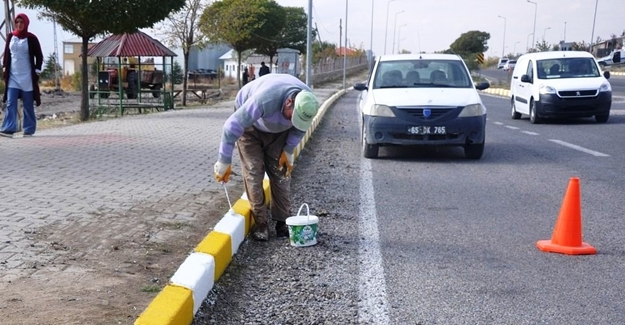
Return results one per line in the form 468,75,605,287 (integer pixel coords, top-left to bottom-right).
369,0,374,63
564,21,567,42
396,23,407,54
343,0,348,89
383,0,395,55
543,26,551,42
526,32,533,52
590,0,599,50
498,15,506,59
391,10,405,55
513,41,520,55
527,0,537,50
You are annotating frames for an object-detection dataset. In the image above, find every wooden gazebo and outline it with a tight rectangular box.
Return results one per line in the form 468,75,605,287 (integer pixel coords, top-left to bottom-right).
87,31,177,116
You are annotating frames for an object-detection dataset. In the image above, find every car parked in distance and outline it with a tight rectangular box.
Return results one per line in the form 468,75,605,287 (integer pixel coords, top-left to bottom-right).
353,54,490,159
503,60,517,71
509,51,612,124
497,57,509,69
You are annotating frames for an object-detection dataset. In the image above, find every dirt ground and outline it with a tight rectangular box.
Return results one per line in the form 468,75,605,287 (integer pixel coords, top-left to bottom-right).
0,83,239,325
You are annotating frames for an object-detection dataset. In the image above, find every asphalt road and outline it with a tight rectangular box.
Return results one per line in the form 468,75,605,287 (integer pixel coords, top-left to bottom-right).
198,89,625,324
368,93,625,324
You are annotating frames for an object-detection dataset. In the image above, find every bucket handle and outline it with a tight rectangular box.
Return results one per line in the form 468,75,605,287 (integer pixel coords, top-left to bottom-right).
296,203,310,222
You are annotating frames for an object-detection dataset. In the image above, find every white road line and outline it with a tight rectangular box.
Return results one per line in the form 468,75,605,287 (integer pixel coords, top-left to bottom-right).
521,131,539,135
493,121,504,125
358,158,391,324
549,139,610,157
505,125,520,130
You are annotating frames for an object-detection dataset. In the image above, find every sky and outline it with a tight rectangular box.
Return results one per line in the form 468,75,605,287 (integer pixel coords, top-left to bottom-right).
4,0,624,63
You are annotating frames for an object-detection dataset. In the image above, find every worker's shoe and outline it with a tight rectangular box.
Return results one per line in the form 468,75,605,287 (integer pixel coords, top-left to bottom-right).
250,224,269,242
275,221,289,239
0,131,13,138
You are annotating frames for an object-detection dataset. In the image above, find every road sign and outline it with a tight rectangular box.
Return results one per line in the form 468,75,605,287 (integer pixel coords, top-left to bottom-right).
477,53,485,64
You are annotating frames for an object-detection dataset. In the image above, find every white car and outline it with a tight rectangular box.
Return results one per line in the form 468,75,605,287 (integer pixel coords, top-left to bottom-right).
503,60,516,71
510,51,612,124
497,57,509,69
353,54,490,159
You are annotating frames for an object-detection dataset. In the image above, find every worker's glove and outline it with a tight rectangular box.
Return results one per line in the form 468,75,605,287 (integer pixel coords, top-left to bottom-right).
214,161,232,183
279,151,294,177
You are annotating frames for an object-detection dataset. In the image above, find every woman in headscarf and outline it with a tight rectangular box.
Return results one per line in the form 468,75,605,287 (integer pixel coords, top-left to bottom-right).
1,13,43,138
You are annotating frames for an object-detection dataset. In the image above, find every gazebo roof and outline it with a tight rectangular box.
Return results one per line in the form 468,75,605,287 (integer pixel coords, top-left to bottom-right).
87,31,177,57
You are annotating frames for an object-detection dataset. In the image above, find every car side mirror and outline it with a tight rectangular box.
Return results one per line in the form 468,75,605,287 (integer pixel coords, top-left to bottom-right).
521,74,532,83
475,82,490,91
604,70,611,79
354,82,368,91
613,51,621,63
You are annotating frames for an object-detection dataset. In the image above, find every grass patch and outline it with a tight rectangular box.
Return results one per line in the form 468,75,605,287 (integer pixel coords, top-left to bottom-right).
141,285,161,293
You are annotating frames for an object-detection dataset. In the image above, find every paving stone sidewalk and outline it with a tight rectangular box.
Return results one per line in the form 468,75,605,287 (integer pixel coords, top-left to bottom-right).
0,82,346,278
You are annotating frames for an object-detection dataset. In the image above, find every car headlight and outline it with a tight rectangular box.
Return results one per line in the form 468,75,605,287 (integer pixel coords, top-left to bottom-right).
539,84,556,94
599,81,612,92
458,103,486,117
370,104,395,117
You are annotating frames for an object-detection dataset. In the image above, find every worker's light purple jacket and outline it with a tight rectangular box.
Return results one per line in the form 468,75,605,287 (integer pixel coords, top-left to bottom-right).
218,73,313,164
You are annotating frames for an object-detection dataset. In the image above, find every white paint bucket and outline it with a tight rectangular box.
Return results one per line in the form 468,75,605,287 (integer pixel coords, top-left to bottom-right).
285,203,319,247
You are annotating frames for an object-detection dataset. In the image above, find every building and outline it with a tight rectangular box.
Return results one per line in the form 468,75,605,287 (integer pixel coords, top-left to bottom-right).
188,44,231,71
62,37,98,76
590,33,625,58
219,48,301,79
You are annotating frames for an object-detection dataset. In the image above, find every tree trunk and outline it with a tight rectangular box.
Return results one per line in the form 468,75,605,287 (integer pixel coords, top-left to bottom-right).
183,51,189,106
269,55,275,73
80,37,90,121
237,51,242,88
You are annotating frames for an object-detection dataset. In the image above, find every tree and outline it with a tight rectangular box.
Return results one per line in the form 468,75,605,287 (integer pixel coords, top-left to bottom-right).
535,40,551,52
449,31,490,72
41,52,62,82
311,41,337,65
255,6,311,71
154,0,209,106
199,0,285,87
18,0,186,121
450,30,490,55
171,60,184,84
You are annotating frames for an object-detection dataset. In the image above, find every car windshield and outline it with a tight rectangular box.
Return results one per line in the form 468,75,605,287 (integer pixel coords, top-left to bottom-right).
372,59,472,89
536,57,600,79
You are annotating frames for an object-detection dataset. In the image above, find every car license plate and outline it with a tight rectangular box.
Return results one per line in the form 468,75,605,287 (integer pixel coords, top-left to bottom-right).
407,126,446,135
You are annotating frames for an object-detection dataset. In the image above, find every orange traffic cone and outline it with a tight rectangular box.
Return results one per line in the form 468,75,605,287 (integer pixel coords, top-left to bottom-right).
536,177,596,255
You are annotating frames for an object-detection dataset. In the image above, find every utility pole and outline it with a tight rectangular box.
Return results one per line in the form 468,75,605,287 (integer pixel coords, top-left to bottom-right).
53,17,61,91
1,0,16,62
305,0,312,87
339,19,342,60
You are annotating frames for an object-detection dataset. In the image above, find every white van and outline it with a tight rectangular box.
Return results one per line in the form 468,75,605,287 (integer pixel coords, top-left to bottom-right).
497,57,509,69
509,51,612,124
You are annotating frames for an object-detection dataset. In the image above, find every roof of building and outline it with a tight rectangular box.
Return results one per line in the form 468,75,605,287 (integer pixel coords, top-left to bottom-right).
87,31,177,57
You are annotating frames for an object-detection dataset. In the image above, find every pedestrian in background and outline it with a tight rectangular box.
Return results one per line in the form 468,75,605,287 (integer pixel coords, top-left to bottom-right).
214,74,319,241
242,67,249,86
249,65,256,82
259,61,270,77
1,13,43,138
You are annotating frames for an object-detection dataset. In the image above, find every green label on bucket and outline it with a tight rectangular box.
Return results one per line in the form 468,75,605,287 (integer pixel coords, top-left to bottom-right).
289,224,318,246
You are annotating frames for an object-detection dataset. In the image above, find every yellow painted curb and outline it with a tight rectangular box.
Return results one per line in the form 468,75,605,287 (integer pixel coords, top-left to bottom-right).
195,232,232,281
135,285,194,325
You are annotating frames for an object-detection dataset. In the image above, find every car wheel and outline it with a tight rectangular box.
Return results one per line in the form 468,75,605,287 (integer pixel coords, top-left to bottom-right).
362,122,379,159
511,98,521,119
529,99,541,124
464,142,484,159
595,114,609,123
